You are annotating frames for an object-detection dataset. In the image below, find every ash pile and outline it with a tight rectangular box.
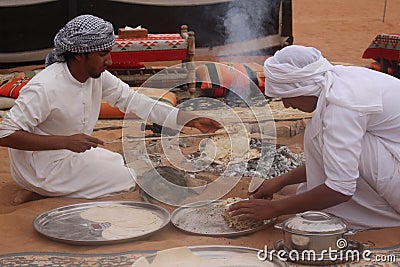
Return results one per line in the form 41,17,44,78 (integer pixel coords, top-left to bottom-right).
189,140,305,178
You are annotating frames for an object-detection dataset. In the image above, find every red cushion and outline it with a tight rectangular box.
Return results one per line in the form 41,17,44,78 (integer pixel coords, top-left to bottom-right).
0,77,31,99
195,62,265,98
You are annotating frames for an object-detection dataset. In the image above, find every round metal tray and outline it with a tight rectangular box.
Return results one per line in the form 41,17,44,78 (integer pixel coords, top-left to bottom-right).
171,200,274,237
142,245,288,267
33,201,170,245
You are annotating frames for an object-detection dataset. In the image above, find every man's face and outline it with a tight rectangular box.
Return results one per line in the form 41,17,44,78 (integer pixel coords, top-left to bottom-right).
281,96,318,113
83,48,113,78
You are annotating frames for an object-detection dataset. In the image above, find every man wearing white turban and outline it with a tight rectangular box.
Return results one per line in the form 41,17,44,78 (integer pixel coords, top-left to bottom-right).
229,45,400,230
0,15,221,204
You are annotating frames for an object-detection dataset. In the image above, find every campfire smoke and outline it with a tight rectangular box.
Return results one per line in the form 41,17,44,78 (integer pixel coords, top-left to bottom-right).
220,0,276,57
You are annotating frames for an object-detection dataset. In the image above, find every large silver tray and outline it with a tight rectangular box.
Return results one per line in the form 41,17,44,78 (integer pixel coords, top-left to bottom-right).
171,200,274,237
142,245,288,267
33,201,170,245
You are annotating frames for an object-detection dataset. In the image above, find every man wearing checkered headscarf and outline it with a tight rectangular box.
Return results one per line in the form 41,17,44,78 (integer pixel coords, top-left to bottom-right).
0,14,221,204
45,14,115,66
0,14,221,203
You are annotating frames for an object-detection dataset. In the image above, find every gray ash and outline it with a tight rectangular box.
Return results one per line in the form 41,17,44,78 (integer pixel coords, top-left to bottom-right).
188,140,304,178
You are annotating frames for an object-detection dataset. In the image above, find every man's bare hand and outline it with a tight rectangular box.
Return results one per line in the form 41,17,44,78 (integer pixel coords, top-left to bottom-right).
184,117,222,133
228,199,278,221
249,178,283,200
66,134,104,153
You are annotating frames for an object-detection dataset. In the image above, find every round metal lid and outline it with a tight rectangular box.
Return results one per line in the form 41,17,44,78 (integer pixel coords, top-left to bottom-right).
281,211,348,235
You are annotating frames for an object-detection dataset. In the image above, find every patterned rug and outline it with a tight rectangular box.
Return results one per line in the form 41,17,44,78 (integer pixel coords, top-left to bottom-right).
0,250,152,267
0,245,398,267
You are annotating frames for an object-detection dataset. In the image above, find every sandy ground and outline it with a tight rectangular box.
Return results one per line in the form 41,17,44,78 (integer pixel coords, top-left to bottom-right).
292,0,400,66
0,0,400,259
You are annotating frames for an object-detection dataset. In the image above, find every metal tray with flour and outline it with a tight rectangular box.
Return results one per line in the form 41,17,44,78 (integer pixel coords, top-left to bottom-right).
136,245,288,267
33,201,170,245
171,200,274,237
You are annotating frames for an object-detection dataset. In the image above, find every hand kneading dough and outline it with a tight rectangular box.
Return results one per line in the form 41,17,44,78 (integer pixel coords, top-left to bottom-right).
219,197,264,230
80,205,163,240
131,247,275,267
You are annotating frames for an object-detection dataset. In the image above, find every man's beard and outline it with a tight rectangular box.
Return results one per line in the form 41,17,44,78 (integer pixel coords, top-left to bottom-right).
90,72,101,79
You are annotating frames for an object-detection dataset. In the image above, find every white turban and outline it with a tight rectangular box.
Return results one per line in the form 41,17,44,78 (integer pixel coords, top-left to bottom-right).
264,45,383,114
264,45,334,98
45,14,115,67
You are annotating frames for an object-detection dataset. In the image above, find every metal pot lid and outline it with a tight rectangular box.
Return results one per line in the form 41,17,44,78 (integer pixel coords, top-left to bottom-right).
281,211,348,235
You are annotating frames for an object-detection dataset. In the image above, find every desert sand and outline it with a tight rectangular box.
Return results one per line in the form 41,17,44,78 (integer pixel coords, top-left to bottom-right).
293,0,400,66
0,0,399,262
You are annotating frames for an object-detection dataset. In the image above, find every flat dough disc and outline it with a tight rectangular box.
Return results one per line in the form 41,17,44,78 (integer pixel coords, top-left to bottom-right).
201,125,255,165
80,205,163,240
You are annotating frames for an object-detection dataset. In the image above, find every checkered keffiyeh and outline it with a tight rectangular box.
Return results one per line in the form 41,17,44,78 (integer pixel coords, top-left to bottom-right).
45,14,115,67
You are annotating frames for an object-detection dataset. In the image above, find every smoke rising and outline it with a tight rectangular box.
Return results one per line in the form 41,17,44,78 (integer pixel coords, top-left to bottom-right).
220,0,278,56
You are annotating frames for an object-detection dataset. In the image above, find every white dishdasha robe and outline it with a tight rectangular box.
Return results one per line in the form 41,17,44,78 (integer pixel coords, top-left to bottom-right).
299,69,400,230
0,62,179,198
264,45,400,230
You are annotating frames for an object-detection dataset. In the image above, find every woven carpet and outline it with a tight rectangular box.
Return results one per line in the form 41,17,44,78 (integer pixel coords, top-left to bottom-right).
0,250,153,267
0,245,398,267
